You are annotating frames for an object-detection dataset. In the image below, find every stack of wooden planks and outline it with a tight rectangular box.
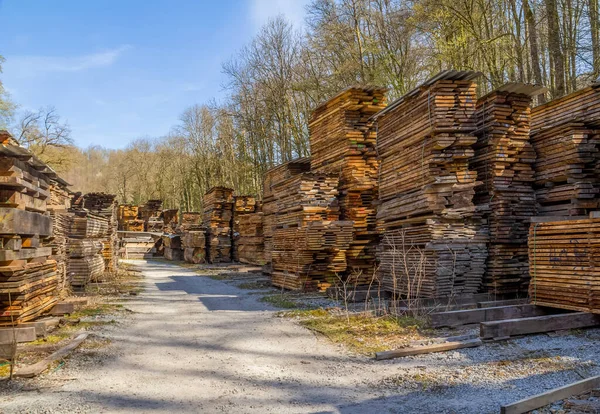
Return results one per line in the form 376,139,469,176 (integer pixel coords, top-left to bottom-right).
161,209,179,234
262,158,311,268
162,234,183,261
203,187,234,263
528,216,600,313
46,178,71,291
179,212,202,231
138,199,162,229
531,83,600,216
118,205,139,230
309,87,388,285
118,231,158,259
472,85,544,295
232,195,257,262
271,172,354,291
182,230,206,264
82,193,118,273
67,211,107,288
375,71,488,299
236,212,265,265
0,130,60,324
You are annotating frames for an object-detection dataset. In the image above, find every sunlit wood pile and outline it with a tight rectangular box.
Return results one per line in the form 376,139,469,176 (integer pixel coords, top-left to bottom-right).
235,212,265,265
472,85,544,295
162,234,183,261
309,86,387,285
375,72,488,299
160,209,179,234
203,187,234,263
182,230,206,264
118,204,139,230
232,195,257,262
0,131,59,324
531,84,600,216
81,192,118,273
67,212,107,288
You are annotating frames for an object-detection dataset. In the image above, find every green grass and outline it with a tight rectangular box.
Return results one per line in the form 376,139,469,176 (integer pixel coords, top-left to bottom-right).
259,294,300,309
280,309,426,354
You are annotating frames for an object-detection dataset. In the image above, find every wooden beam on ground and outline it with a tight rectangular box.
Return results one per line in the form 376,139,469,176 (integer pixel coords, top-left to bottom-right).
375,338,482,360
49,302,75,316
0,327,36,344
431,304,549,328
480,312,600,340
14,333,88,378
477,298,529,308
501,376,600,414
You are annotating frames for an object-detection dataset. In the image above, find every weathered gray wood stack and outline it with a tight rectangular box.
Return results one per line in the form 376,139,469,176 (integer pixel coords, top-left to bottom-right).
472,84,544,295
375,71,488,299
232,195,257,262
82,193,118,273
262,158,311,271
531,83,600,216
67,212,107,288
162,234,183,261
203,187,234,263
182,230,206,264
46,179,71,291
0,131,58,324
309,87,388,285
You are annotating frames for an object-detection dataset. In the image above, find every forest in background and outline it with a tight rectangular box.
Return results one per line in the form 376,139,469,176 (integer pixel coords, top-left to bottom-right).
1,0,599,211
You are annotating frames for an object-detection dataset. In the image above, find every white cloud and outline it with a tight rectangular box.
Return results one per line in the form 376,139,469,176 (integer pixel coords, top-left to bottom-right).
250,0,310,30
5,45,131,78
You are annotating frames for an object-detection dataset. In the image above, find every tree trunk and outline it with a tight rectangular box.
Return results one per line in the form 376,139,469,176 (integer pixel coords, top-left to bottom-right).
524,0,546,103
546,0,566,96
590,0,600,78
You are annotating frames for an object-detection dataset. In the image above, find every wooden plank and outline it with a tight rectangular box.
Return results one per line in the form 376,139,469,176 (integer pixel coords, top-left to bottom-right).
480,312,600,339
375,338,482,360
0,208,52,236
430,304,549,328
49,302,75,316
0,326,36,344
477,298,529,308
15,333,88,378
501,376,600,414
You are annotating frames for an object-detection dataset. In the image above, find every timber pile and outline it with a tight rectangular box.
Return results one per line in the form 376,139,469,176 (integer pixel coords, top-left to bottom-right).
262,158,311,267
375,71,488,298
236,212,266,265
232,195,257,262
531,83,600,216
472,85,542,294
271,173,353,291
309,87,387,284
139,199,163,231
161,209,179,234
119,232,158,259
528,217,600,314
182,230,206,264
118,204,139,230
162,234,183,261
179,212,202,231
203,187,234,263
46,179,71,291
0,131,59,324
82,193,118,273
67,212,107,287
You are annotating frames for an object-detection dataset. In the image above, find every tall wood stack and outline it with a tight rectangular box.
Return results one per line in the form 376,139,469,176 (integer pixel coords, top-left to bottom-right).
179,212,202,231
203,187,234,263
139,199,163,231
472,85,544,295
46,179,71,292
82,193,118,273
528,217,600,314
236,212,265,265
375,71,488,299
182,230,206,264
118,204,140,231
160,209,179,234
531,83,600,216
309,87,388,285
0,131,58,324
67,212,107,288
271,172,354,291
262,158,311,268
232,195,257,262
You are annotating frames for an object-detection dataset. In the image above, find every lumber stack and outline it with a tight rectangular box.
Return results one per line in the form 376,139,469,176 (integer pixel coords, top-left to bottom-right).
528,217,600,314
375,72,488,298
161,209,179,234
472,85,541,294
262,158,311,267
531,84,600,216
67,212,107,288
119,232,158,259
309,87,388,284
0,131,59,324
236,212,266,265
271,172,353,291
179,212,202,231
203,187,234,263
46,179,71,291
118,204,139,230
82,193,118,273
162,234,183,261
139,199,163,231
232,195,257,262
182,230,206,264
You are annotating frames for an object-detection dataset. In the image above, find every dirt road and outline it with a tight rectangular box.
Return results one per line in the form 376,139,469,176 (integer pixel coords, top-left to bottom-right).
3,260,599,413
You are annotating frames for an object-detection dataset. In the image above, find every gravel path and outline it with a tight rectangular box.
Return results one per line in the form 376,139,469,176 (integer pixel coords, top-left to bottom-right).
2,260,600,413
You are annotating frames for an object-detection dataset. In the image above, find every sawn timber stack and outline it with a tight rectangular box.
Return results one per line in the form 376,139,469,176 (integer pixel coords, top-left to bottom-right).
203,187,233,263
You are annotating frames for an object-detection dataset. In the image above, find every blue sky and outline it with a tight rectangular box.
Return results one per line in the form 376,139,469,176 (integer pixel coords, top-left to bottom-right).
0,0,309,148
